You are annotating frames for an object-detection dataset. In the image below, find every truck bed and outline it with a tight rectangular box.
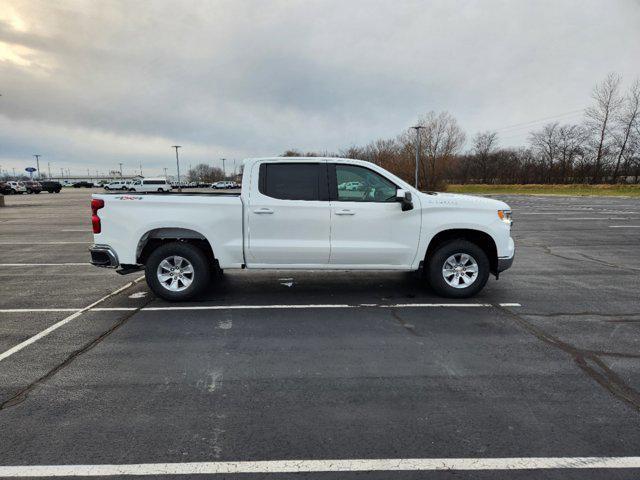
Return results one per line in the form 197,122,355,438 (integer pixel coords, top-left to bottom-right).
92,192,245,267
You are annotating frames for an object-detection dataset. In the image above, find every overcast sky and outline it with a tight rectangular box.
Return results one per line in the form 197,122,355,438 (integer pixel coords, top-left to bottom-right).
1,0,639,177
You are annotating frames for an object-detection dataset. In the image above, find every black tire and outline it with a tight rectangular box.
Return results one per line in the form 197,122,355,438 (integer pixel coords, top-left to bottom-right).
145,242,211,301
426,240,490,298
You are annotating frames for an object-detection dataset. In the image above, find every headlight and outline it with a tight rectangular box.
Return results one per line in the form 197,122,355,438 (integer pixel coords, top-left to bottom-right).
498,210,512,225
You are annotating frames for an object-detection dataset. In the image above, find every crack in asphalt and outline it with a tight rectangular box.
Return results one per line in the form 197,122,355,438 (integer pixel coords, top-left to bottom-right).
390,309,419,336
577,252,640,273
496,305,640,412
0,297,154,411
525,311,640,318
519,241,640,274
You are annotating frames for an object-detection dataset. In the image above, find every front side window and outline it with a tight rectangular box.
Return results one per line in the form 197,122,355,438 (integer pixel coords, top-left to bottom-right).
335,164,397,202
260,163,321,201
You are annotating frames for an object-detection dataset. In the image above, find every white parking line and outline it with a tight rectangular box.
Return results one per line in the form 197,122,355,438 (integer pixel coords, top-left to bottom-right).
0,242,90,245
556,217,632,221
0,303,521,314
519,211,639,215
609,225,640,228
0,263,89,267
0,456,638,476
0,277,144,363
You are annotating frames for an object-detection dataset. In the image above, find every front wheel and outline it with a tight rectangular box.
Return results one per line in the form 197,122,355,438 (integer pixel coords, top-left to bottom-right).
426,240,489,298
145,242,211,301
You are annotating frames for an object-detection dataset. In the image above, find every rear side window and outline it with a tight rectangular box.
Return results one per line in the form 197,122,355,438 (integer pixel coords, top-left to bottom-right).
259,163,326,201
144,180,165,185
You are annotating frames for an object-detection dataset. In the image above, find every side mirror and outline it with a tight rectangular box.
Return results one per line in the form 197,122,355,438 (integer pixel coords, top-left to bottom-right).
396,189,413,211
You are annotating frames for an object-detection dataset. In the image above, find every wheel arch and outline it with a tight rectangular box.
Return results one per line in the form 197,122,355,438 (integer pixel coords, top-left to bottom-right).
136,228,216,267
425,228,498,274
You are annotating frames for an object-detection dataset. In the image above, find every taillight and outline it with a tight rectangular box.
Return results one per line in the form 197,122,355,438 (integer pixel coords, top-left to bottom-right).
91,198,105,233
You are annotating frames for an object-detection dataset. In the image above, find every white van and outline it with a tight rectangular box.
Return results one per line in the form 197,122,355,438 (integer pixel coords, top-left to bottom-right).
104,181,128,191
128,178,173,193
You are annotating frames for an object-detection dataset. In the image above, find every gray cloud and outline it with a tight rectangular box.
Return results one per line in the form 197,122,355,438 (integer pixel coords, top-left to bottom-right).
1,0,639,176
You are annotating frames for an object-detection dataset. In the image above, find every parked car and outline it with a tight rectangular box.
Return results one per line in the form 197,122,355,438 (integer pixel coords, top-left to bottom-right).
211,181,237,189
90,157,515,301
24,180,43,194
73,181,93,188
0,181,12,195
6,181,27,194
104,181,128,191
39,181,62,193
343,181,364,191
128,178,173,193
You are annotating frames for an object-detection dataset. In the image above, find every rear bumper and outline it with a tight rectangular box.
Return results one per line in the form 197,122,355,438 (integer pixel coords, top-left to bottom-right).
90,244,119,268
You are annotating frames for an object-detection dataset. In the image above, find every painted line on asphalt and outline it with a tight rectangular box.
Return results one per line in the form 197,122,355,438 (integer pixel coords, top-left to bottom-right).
609,225,640,228
0,242,90,245
0,277,144,363
0,263,89,267
0,457,639,476
0,303,522,314
519,211,639,215
556,217,633,221
0,309,80,313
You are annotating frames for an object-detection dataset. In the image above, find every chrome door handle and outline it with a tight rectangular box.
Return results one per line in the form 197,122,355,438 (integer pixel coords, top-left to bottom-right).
253,208,274,214
334,209,355,216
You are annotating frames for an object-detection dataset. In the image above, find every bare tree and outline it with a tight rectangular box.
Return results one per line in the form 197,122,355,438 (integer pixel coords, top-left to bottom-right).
585,73,623,183
612,79,640,182
409,111,465,190
187,164,224,183
472,131,499,183
529,123,559,183
556,124,585,183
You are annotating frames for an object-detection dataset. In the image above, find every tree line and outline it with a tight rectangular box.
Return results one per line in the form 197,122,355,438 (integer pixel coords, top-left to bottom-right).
283,73,640,189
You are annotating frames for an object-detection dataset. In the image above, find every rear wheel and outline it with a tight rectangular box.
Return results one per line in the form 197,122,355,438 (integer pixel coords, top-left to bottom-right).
426,240,489,298
145,242,211,301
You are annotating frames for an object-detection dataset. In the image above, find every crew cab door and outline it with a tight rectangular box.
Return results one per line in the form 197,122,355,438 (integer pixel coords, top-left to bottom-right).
246,161,330,266
329,163,421,267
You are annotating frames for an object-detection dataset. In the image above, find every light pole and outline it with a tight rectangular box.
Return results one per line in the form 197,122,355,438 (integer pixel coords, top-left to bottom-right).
221,158,226,179
163,167,168,179
118,163,123,178
172,146,182,192
410,126,424,189
48,162,51,178
34,155,41,178
139,161,143,177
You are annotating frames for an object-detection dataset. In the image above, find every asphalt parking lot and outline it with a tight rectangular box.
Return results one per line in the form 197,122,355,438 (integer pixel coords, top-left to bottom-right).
0,189,639,479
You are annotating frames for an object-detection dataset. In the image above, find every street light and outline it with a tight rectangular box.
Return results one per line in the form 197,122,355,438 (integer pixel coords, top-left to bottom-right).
118,163,123,178
221,158,226,179
410,126,424,189
172,146,182,192
34,155,41,178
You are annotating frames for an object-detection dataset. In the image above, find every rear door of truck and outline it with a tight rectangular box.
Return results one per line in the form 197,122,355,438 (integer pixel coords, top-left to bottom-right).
245,160,330,266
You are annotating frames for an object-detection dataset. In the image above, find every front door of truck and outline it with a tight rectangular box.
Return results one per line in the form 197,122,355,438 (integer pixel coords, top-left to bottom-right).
329,163,421,267
246,161,331,266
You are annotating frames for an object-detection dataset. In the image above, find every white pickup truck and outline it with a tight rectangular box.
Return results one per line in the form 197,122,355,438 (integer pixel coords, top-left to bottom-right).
90,157,514,301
